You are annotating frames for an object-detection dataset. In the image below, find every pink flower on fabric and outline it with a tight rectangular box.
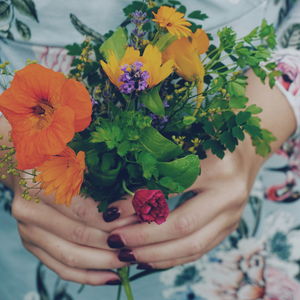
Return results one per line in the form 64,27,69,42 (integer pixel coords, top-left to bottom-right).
132,189,169,224
273,49,300,98
265,267,300,300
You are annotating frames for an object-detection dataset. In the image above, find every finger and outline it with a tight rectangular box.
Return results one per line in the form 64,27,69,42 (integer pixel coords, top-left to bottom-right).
137,222,237,270
15,200,111,249
13,192,137,234
48,195,138,232
19,223,128,270
22,242,120,286
118,209,240,264
108,184,244,248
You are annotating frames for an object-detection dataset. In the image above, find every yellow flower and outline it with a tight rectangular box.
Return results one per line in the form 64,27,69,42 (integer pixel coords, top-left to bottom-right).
163,29,209,89
100,45,174,90
152,6,192,38
163,29,209,114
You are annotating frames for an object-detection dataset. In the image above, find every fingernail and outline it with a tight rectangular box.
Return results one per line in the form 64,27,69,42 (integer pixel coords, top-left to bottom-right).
107,234,125,249
137,263,153,270
106,279,121,286
118,248,136,262
103,207,120,222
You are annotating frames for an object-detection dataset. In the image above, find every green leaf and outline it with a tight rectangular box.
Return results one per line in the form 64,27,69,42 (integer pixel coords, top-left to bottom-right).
183,116,196,126
245,104,263,114
155,33,177,52
157,155,200,191
232,126,245,140
202,120,215,135
12,0,38,22
159,176,185,193
137,152,158,179
220,131,237,152
229,96,248,109
236,111,251,125
139,127,183,161
100,27,127,61
177,5,186,14
203,140,225,159
244,124,262,138
86,149,99,168
91,122,123,150
123,1,147,16
65,43,82,56
117,141,131,157
227,81,245,96
15,19,31,40
140,86,165,116
0,1,11,21
188,10,208,20
97,153,122,186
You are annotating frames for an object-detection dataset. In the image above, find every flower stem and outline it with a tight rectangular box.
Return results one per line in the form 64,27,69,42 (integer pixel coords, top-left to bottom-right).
122,181,134,196
118,267,134,300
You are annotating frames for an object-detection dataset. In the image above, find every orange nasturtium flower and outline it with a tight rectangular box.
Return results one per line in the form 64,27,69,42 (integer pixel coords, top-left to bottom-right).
0,64,92,170
152,6,192,38
163,28,209,91
100,44,174,92
35,147,86,206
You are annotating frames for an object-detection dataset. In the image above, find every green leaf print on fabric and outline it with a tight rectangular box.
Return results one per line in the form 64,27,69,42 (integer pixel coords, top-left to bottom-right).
0,0,38,40
0,1,11,21
270,232,292,260
11,0,38,22
280,24,300,49
69,13,104,42
15,18,30,39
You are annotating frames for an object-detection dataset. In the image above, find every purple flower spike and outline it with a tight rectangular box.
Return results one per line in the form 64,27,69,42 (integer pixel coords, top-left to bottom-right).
119,61,149,94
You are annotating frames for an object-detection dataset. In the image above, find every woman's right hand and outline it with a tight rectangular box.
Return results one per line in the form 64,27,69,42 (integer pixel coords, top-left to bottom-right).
11,180,137,286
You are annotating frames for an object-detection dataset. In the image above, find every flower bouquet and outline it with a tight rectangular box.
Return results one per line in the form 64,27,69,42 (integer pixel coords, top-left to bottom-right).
0,0,279,299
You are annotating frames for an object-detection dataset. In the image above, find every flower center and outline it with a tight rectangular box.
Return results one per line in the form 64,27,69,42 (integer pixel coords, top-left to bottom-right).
119,61,150,94
31,100,55,129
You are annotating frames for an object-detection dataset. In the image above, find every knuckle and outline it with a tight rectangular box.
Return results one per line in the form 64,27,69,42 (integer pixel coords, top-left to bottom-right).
227,180,249,209
83,272,101,286
11,198,25,220
72,204,88,221
107,254,126,269
57,269,72,282
72,225,89,245
189,240,205,256
60,252,78,268
174,216,194,236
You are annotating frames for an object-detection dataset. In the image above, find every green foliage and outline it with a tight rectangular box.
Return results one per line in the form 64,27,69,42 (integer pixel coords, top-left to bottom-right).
140,86,165,116
100,27,127,60
63,0,278,207
139,127,183,161
157,155,200,190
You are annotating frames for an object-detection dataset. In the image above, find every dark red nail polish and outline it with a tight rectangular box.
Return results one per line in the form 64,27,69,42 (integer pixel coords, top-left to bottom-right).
106,279,121,285
107,234,125,249
118,248,136,262
137,263,153,270
103,207,120,222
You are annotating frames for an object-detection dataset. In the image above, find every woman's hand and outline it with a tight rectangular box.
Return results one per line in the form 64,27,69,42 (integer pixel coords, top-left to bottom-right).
11,181,137,285
105,71,297,270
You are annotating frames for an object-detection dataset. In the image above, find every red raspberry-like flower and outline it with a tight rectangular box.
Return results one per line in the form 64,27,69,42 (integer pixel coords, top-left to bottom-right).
132,189,169,224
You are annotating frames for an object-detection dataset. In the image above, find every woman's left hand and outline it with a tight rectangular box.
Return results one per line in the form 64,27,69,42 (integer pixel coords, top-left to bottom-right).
106,71,297,269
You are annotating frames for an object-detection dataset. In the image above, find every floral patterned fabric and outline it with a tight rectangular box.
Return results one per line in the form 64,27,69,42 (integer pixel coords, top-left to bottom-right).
1,1,300,300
